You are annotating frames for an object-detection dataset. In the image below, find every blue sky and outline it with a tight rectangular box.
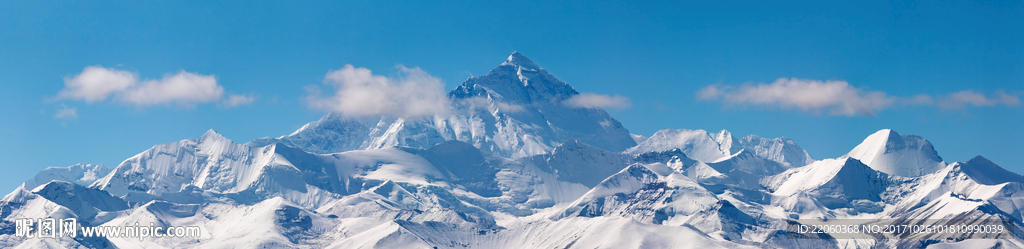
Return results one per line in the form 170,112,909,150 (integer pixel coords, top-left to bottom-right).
1,0,1021,191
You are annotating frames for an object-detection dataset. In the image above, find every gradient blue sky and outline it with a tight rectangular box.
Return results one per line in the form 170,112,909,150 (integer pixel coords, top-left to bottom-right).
1,0,1021,191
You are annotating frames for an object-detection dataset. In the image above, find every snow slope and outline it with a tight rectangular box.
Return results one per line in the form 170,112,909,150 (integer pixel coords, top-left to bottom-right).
6,124,1021,249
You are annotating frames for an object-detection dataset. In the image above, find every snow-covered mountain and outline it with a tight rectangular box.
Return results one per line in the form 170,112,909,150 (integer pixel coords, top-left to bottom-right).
625,129,813,167
845,129,946,177
249,52,636,159
21,163,110,191
2,53,1022,248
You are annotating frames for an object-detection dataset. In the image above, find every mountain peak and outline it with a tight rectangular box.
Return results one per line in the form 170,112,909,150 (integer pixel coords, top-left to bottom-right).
451,51,576,104
880,129,905,145
712,129,741,155
849,129,895,155
845,129,944,177
201,129,230,143
955,156,1024,185
501,51,541,70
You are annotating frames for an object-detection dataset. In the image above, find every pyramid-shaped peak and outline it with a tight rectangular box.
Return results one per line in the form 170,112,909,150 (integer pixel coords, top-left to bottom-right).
848,129,937,157
853,129,899,151
966,155,995,165
200,129,229,142
501,51,541,69
866,129,899,143
880,129,907,144
845,129,944,177
877,128,896,138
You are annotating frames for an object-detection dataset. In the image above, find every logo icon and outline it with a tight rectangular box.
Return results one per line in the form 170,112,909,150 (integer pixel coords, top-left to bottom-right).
13,218,78,239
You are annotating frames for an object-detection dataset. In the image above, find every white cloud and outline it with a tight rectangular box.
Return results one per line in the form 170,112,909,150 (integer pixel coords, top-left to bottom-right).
697,78,894,116
306,65,449,117
698,78,1022,116
120,71,223,106
56,66,249,108
54,104,77,119
221,94,257,107
563,93,632,109
58,66,136,103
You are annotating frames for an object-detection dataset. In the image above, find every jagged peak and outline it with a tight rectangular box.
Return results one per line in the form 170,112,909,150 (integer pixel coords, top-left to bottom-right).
501,51,541,70
711,129,731,145
451,51,581,105
712,129,741,154
714,129,732,139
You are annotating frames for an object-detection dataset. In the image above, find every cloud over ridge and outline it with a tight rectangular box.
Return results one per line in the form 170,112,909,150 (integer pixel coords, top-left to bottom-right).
305,65,449,117
305,64,631,117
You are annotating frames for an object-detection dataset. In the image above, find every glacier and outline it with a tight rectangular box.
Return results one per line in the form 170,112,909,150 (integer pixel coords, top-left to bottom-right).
2,52,1022,248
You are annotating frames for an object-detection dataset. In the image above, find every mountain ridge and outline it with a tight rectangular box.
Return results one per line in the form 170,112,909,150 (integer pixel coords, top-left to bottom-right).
2,53,1021,249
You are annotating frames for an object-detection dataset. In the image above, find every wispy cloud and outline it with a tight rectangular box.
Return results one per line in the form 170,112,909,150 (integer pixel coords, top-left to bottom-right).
936,90,1020,109
54,104,77,119
56,66,253,108
697,78,893,116
305,65,449,117
221,94,257,108
697,78,1020,116
563,93,632,109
